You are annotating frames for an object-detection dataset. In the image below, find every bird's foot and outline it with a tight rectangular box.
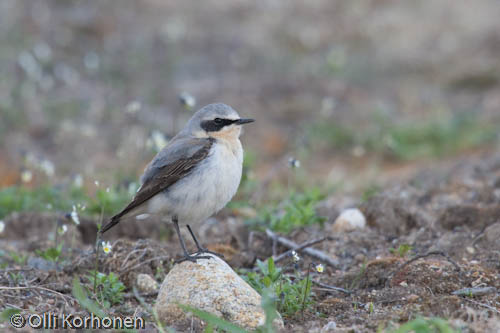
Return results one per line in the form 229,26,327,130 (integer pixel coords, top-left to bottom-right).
174,252,212,264
194,248,225,259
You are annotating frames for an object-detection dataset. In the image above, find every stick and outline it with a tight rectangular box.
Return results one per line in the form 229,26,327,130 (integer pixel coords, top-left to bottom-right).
385,251,460,287
265,229,339,267
463,298,500,314
452,287,496,297
312,280,351,295
273,236,333,263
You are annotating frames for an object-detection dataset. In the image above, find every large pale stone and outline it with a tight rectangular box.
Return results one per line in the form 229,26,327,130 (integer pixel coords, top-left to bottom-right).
154,254,283,331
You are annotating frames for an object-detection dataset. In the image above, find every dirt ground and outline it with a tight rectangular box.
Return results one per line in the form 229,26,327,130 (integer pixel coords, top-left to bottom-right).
1,152,500,332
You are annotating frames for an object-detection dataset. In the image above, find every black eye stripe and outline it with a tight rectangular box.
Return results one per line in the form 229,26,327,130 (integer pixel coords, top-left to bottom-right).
200,118,236,132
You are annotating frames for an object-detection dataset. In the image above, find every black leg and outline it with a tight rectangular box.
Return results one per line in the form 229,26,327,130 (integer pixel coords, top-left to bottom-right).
172,217,210,263
186,224,224,259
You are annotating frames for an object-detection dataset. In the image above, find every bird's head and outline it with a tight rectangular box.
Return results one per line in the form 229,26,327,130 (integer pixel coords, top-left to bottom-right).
186,103,254,140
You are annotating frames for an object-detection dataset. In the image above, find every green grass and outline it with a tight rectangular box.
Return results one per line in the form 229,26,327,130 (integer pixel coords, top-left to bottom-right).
390,317,457,333
246,188,326,234
0,184,135,220
310,112,500,160
241,258,314,318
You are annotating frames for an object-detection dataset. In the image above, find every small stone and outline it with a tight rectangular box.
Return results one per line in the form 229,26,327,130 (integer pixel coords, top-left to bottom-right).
332,208,366,233
407,294,419,303
136,274,159,294
321,321,337,332
466,246,475,254
154,254,283,331
399,281,408,287
354,253,366,263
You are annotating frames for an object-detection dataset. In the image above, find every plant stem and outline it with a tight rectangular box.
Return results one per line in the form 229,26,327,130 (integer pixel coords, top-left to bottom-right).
301,263,312,316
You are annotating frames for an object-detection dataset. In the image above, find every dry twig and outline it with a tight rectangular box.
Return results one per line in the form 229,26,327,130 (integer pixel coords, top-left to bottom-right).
265,229,339,267
312,280,351,295
273,236,333,264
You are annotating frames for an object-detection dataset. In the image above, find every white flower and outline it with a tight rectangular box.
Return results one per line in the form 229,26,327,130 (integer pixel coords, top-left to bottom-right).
126,100,142,114
102,241,112,254
21,170,33,183
106,187,110,193
94,180,100,187
70,205,80,225
178,92,196,110
40,159,55,177
288,157,301,169
73,174,83,188
58,224,68,235
0,220,5,233
315,263,324,273
147,130,168,152
291,250,300,263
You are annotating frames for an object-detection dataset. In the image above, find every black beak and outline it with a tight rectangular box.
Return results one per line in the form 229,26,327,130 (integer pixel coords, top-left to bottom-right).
235,118,255,125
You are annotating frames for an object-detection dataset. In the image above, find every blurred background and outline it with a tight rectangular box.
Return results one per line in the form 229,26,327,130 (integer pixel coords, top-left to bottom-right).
1,0,500,213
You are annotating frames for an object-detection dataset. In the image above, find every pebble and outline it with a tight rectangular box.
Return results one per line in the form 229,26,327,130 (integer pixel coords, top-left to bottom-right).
332,208,366,233
136,273,159,294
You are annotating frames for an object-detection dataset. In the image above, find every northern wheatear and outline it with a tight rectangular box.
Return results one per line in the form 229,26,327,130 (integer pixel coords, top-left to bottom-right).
100,103,254,262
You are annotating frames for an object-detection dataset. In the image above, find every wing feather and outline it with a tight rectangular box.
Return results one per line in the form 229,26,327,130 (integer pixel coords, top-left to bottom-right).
100,137,214,234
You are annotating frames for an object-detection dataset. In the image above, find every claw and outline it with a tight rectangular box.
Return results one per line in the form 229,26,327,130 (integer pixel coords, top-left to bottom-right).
174,254,212,264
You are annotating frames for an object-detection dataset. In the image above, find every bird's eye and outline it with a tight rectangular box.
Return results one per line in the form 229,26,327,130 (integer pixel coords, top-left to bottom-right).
214,118,223,124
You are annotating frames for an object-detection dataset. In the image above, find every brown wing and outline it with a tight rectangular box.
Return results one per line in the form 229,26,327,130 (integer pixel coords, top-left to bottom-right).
100,138,214,234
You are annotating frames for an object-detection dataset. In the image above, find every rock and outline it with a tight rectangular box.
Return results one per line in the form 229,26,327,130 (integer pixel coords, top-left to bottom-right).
154,254,283,331
321,321,337,332
332,208,366,233
136,274,158,294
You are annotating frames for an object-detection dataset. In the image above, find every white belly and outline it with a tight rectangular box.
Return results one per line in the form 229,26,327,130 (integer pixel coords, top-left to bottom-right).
146,141,243,224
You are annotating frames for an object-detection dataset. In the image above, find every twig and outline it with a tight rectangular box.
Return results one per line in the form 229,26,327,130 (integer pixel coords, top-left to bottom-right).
0,286,73,306
273,236,333,264
385,251,460,287
120,255,170,274
463,298,500,314
265,229,339,267
452,287,497,297
312,280,351,295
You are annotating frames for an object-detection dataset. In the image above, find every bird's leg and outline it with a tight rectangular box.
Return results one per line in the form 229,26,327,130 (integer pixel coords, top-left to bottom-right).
172,216,210,263
186,224,224,259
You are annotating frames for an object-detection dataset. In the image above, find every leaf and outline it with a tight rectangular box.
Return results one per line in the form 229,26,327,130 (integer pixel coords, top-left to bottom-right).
178,304,249,333
0,308,21,323
72,276,107,318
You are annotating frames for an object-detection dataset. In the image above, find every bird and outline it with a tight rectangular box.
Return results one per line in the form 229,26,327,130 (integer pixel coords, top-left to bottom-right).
100,103,254,262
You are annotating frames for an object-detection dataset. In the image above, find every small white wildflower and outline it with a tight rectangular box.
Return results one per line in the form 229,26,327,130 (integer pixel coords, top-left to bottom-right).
315,263,324,273
73,174,83,188
70,205,80,225
147,130,168,152
58,224,68,235
40,159,55,177
83,51,100,70
46,203,53,210
291,250,300,263
0,220,5,234
126,100,142,114
94,180,100,187
178,92,196,110
102,241,112,255
21,170,33,183
106,187,110,193
288,157,301,169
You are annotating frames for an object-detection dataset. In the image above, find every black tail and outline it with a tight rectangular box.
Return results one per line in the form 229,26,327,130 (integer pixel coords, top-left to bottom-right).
100,214,122,234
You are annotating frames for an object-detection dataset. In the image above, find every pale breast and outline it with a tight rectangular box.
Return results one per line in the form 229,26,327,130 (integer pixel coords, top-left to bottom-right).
147,140,243,224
